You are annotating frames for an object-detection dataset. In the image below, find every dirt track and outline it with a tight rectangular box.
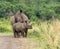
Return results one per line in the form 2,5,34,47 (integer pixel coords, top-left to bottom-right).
0,36,40,49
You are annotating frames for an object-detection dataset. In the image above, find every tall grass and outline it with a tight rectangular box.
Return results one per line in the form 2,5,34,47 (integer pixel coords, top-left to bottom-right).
0,18,12,33
28,19,60,49
0,18,60,49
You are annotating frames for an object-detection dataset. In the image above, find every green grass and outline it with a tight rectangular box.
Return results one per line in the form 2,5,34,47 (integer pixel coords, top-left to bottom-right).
28,19,60,49
0,18,13,33
0,18,60,49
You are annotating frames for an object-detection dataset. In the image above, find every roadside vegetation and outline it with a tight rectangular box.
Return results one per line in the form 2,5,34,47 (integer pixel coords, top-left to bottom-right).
0,0,60,49
0,18,60,49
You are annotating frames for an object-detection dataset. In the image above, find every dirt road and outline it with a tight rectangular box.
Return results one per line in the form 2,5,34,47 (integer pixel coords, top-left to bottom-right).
0,36,40,49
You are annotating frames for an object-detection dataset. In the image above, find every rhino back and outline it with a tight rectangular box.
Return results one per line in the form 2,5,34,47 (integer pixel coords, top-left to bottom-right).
13,22,26,31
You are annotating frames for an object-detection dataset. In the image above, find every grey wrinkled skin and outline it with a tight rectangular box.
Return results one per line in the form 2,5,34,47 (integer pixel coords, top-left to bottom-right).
14,11,29,23
13,22,32,37
10,11,31,38
10,16,15,25
11,11,29,25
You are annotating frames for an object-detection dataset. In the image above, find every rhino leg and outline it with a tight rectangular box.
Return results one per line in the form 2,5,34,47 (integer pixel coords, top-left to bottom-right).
21,31,25,37
14,31,17,38
17,32,21,38
24,28,28,37
13,30,19,38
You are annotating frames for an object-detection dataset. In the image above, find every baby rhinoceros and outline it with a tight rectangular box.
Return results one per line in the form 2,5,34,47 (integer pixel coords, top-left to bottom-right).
13,22,32,38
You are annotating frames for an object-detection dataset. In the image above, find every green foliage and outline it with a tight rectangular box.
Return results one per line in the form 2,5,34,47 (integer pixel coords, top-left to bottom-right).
0,18,12,33
0,0,60,20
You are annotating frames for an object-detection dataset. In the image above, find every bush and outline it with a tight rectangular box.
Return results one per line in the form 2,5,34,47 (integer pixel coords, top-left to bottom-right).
0,0,60,20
